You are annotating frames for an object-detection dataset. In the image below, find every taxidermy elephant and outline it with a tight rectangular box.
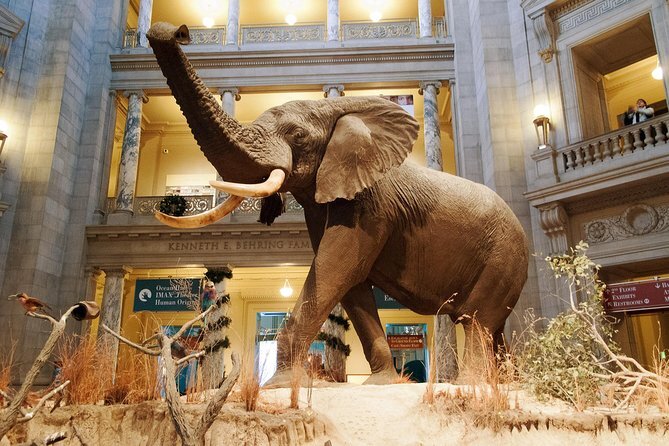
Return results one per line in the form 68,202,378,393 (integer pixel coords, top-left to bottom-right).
147,23,529,384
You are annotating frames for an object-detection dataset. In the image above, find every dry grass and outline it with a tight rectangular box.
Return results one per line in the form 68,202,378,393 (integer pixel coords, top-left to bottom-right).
107,349,159,404
240,352,260,412
429,320,511,432
0,341,16,403
57,335,114,405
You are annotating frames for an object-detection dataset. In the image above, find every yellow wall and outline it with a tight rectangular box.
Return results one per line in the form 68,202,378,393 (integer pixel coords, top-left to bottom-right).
112,266,459,381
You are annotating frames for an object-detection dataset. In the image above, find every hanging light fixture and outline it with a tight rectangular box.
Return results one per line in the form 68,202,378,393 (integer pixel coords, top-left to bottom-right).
285,13,297,26
532,104,551,150
199,0,219,28
279,278,293,297
202,16,215,28
652,60,664,80
366,0,385,22
282,0,300,25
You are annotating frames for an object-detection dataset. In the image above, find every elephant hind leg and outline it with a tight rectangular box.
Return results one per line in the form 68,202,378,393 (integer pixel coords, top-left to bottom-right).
342,282,398,385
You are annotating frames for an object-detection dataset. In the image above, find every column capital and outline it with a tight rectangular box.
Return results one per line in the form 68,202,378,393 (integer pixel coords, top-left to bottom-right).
123,90,149,103
85,266,105,280
323,84,345,98
418,80,442,95
101,265,133,277
216,87,241,101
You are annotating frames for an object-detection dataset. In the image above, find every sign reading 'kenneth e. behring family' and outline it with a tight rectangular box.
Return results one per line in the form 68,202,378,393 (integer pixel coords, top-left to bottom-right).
133,278,201,312
604,278,669,313
167,239,311,253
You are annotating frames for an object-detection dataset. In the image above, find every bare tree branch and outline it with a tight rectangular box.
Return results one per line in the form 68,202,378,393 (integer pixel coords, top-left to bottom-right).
175,350,205,366
18,381,70,422
172,305,215,341
100,324,160,356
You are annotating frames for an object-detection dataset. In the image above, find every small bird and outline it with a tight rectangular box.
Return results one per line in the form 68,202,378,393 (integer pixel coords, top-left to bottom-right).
9,292,52,315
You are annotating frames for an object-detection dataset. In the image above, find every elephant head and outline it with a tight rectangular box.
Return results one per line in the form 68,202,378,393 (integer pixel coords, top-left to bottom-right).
147,23,419,228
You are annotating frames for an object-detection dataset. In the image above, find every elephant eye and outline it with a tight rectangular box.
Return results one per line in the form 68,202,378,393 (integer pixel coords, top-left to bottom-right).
290,128,307,145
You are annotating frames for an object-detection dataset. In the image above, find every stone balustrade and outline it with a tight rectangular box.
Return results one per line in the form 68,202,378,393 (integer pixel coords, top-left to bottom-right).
104,194,303,222
123,26,226,48
122,17,447,48
556,115,668,175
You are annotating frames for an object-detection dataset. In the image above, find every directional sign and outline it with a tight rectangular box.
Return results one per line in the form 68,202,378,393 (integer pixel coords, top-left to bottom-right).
604,278,669,313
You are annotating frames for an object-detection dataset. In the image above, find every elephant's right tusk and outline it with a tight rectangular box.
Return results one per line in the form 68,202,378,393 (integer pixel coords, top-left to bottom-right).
154,195,244,228
209,169,286,198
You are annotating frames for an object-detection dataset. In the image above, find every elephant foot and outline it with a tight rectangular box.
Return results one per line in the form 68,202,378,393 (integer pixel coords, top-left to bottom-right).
262,368,311,388
363,369,399,385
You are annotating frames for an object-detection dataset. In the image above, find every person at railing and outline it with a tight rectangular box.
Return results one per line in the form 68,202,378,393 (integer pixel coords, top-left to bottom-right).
624,98,655,125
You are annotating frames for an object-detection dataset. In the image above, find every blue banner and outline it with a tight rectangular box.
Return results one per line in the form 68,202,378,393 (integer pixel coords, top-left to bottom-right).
373,286,404,309
133,278,201,312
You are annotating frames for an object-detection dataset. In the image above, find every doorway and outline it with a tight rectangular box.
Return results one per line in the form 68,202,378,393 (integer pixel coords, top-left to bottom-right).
386,323,429,382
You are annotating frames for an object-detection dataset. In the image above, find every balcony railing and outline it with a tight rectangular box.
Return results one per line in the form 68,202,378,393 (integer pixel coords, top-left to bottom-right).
341,19,418,41
123,26,226,48
241,22,326,45
122,17,447,48
557,115,668,176
104,193,303,221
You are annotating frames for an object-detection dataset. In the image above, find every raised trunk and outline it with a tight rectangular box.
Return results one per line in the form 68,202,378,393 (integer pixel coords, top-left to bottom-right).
147,23,265,183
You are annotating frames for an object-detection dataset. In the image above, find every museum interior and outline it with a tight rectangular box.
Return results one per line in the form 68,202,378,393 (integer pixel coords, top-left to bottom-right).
0,0,668,384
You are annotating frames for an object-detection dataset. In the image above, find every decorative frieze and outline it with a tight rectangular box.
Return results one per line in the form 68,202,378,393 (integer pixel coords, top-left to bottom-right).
190,27,226,45
341,20,418,41
555,0,636,33
241,24,325,44
584,203,669,244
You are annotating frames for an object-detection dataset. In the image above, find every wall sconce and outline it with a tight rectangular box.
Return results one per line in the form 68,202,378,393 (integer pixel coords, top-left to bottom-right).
279,278,293,297
0,119,8,158
533,104,550,150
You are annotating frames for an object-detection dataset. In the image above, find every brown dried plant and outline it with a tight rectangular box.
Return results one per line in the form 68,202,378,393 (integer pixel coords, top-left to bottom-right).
57,335,114,405
107,348,159,404
240,350,260,412
0,341,16,404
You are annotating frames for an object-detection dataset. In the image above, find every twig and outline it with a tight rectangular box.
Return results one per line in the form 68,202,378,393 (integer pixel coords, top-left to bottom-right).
101,324,160,356
176,350,205,366
18,381,70,422
172,305,215,341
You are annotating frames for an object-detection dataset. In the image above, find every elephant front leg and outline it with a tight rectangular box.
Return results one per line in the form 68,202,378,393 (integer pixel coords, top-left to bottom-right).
342,282,398,384
270,220,389,386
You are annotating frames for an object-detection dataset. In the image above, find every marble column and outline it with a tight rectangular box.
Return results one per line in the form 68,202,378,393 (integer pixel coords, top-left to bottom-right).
327,0,340,41
418,0,433,38
219,88,240,115
98,266,132,377
81,267,104,337
112,90,147,219
137,0,154,48
226,0,240,46
323,84,344,98
419,81,443,170
215,89,240,204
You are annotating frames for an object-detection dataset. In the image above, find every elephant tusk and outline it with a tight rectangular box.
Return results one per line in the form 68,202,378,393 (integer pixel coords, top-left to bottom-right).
209,169,286,198
154,194,244,228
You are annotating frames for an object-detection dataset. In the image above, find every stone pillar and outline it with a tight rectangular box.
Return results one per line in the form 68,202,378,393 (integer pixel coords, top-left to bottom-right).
226,0,240,46
98,266,132,378
323,84,344,98
418,0,433,38
81,267,104,337
110,91,147,222
219,88,240,116
419,81,443,171
421,80,457,381
327,0,340,41
137,0,154,48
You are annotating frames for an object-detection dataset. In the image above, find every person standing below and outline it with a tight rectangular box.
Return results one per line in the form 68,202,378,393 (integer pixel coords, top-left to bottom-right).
624,98,655,125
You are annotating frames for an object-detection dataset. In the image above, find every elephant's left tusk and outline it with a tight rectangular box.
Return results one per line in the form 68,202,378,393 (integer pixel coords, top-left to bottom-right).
209,169,286,198
154,195,244,228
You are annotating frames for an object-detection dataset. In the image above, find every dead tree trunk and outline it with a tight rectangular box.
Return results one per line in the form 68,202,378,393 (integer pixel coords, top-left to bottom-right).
434,315,458,382
323,304,348,382
200,268,233,389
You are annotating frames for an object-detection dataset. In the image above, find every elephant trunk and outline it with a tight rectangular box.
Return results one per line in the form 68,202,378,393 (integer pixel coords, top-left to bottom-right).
147,23,265,182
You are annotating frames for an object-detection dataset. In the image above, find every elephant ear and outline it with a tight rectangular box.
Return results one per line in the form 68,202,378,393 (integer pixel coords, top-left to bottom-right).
315,101,419,203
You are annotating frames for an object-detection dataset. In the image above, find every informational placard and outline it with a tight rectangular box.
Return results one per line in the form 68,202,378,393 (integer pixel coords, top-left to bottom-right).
387,334,424,349
604,278,669,313
373,286,404,309
133,278,201,312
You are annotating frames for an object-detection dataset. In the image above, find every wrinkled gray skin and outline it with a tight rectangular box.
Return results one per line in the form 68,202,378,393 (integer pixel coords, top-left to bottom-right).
147,23,529,385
